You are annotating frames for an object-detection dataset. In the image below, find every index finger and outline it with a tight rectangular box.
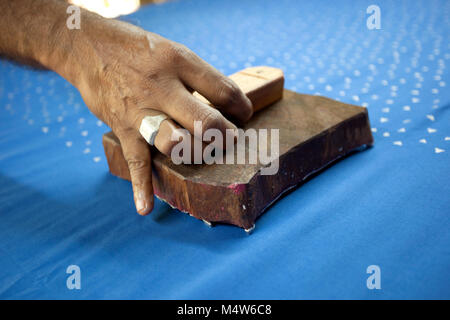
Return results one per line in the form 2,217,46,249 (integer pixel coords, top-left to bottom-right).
176,48,253,123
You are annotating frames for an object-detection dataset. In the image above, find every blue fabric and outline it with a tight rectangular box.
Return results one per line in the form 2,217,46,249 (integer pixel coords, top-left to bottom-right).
0,0,449,299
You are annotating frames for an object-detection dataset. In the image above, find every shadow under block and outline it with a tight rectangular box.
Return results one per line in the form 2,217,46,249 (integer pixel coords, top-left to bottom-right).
103,90,374,229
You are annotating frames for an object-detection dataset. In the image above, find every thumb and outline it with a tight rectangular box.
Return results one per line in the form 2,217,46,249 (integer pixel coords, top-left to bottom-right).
118,131,154,215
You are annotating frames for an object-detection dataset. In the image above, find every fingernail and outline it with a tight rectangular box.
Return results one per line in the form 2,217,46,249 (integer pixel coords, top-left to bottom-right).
244,97,253,121
135,189,150,215
136,198,148,215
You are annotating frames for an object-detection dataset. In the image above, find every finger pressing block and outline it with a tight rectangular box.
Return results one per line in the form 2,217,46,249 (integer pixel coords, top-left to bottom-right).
193,66,285,112
104,66,285,181
102,66,374,230
139,66,284,152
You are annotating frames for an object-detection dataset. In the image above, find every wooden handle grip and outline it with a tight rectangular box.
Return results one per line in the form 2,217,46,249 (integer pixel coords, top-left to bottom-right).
194,66,284,112
229,66,284,111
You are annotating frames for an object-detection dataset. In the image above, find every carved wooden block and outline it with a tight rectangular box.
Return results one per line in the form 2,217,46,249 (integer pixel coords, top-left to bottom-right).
103,67,373,230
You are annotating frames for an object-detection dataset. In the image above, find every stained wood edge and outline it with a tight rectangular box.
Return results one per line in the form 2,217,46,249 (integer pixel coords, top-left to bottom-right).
102,96,373,229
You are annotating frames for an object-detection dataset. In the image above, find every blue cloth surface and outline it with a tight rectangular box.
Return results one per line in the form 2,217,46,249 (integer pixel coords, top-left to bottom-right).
0,0,449,299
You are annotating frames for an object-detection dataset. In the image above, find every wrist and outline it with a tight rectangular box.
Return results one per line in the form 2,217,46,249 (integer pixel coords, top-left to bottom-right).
39,4,94,87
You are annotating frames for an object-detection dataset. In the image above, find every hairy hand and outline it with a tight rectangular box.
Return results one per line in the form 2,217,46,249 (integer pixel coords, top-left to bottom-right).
69,17,252,215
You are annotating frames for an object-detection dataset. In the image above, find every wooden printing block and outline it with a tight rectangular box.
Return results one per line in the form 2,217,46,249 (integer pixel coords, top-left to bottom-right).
103,66,373,230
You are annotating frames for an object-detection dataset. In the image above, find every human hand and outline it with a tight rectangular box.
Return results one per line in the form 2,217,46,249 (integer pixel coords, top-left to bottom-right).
67,14,253,215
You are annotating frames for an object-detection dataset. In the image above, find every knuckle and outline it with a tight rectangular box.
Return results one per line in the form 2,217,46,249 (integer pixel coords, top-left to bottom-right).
167,42,191,64
217,80,242,107
126,158,150,173
112,125,133,141
200,109,223,131
128,109,145,130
